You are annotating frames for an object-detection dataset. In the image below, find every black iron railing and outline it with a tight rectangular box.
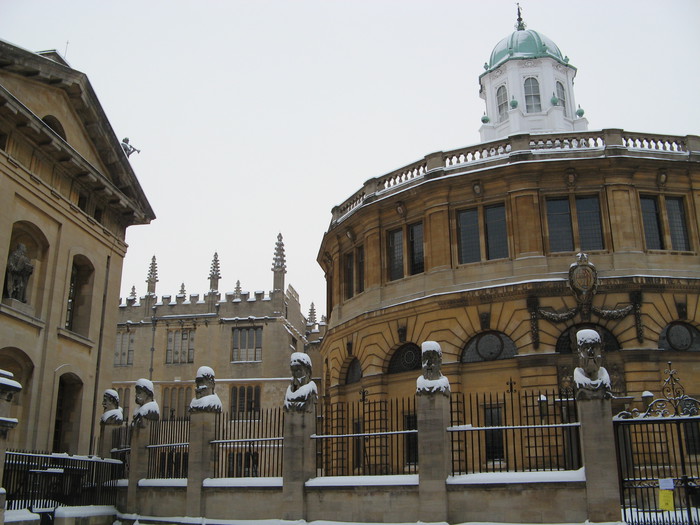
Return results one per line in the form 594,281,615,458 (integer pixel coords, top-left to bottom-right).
449,389,581,474
314,396,417,476
211,408,284,478
146,418,190,479
2,450,122,511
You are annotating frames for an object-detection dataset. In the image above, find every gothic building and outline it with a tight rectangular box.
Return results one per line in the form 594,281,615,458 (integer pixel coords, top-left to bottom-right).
317,14,700,407
0,40,155,453
112,234,323,421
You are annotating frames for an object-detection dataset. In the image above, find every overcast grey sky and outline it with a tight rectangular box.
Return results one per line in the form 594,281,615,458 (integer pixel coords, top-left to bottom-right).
2,0,699,318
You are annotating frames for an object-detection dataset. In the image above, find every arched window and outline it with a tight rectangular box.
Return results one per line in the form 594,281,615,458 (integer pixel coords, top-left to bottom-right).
42,115,66,141
64,255,95,336
659,322,700,352
496,85,508,121
461,331,517,363
345,358,362,385
387,343,421,374
524,77,541,113
556,81,568,116
555,325,620,354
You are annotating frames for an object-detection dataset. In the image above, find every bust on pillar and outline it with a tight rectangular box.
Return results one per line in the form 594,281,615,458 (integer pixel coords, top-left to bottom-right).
98,389,124,458
416,341,451,523
573,329,621,523
131,378,159,427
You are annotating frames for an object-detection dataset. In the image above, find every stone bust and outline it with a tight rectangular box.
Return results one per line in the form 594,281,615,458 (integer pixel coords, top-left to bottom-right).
131,378,160,426
416,341,450,396
573,329,611,400
4,243,34,303
284,352,317,412
188,366,222,413
100,389,124,426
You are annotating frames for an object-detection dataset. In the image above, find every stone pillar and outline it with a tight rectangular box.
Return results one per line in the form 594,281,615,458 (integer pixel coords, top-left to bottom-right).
0,369,22,525
186,411,217,517
417,392,451,523
577,399,622,522
281,410,316,520
126,420,151,514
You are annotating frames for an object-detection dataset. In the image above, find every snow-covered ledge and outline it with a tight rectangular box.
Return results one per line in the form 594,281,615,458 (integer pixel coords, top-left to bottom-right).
448,467,586,485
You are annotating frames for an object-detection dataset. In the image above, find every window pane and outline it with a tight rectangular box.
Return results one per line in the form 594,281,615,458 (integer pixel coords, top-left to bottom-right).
666,197,690,251
556,81,567,116
547,198,574,252
485,204,508,260
408,222,424,275
457,208,480,264
641,196,664,250
343,252,354,299
387,229,404,281
356,246,365,294
524,77,541,113
576,196,603,250
497,85,508,121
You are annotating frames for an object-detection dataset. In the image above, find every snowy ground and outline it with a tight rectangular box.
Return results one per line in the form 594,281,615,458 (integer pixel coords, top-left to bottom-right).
4,507,628,525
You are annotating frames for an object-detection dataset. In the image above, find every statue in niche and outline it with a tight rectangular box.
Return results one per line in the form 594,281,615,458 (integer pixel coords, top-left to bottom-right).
131,378,159,427
573,329,611,400
284,352,317,412
4,243,34,303
416,341,451,396
188,366,222,413
100,389,124,425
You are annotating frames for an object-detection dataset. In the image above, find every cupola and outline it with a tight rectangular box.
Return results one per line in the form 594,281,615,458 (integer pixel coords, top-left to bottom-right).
478,7,588,142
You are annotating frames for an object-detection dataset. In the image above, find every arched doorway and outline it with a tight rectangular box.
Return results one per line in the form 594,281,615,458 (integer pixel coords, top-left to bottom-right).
52,372,83,453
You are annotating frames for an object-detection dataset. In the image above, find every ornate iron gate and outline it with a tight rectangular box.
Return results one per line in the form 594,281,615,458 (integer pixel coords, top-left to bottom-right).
614,362,700,525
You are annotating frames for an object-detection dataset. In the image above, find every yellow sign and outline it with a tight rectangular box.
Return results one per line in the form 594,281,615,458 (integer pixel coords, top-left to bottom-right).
659,489,674,511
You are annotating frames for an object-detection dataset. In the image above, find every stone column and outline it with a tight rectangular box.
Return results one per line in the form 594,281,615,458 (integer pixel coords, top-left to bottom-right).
417,392,451,523
186,411,217,517
577,398,622,522
281,410,316,520
126,420,151,514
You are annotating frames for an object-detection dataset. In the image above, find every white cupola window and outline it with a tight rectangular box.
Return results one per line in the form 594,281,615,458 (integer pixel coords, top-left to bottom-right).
496,85,509,122
556,81,568,116
524,77,541,113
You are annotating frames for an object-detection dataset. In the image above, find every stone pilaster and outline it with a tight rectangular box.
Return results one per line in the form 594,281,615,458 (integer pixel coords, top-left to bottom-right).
126,421,151,514
186,411,218,517
282,410,315,520
417,392,451,523
577,399,622,522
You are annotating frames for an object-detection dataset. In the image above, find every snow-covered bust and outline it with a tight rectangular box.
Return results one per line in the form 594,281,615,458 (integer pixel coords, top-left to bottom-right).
100,388,124,426
416,341,450,397
284,352,317,412
189,366,222,413
131,378,160,427
573,329,611,400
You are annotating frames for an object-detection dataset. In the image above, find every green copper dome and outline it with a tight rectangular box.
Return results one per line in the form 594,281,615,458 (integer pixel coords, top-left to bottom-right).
486,28,568,72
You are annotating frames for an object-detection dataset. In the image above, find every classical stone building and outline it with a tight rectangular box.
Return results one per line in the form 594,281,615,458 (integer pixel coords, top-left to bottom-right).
317,14,700,408
0,40,155,453
112,234,324,421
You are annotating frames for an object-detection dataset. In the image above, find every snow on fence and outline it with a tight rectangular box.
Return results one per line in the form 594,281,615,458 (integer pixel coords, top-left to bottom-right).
2,450,123,511
211,408,284,478
313,397,418,476
449,389,581,475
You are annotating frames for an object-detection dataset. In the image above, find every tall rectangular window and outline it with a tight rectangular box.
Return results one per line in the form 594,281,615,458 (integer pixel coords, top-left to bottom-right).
232,327,263,361
547,198,574,252
641,196,664,250
166,329,195,364
408,222,424,275
666,197,690,251
114,331,134,366
231,385,261,418
485,204,508,260
343,251,354,300
387,228,404,281
576,196,604,251
457,208,481,264
355,245,365,294
484,405,505,462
